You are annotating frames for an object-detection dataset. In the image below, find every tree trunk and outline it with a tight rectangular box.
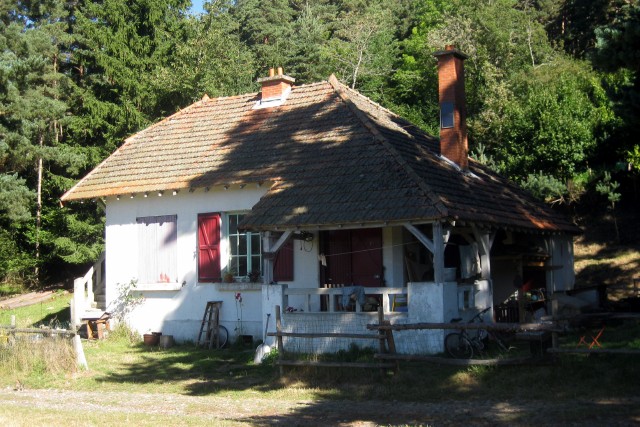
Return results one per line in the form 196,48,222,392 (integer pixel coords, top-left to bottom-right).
35,132,44,284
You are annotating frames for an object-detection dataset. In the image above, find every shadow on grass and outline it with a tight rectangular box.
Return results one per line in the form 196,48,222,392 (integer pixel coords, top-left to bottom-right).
36,303,71,328
95,344,285,394
88,324,640,425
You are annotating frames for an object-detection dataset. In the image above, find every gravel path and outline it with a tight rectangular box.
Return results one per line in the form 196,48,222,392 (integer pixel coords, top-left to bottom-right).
0,387,638,426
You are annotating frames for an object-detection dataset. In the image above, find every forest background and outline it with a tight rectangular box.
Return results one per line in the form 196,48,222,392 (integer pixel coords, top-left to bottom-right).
0,0,638,289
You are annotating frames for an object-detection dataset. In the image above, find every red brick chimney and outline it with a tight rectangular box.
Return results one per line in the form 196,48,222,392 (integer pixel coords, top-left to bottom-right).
257,67,295,104
433,45,469,170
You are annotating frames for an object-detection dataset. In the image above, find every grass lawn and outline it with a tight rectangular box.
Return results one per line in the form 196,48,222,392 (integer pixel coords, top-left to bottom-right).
1,294,639,405
0,289,71,328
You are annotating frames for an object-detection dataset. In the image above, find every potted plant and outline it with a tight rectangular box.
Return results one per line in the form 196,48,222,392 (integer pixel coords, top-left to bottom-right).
248,269,261,283
143,331,161,346
223,268,235,283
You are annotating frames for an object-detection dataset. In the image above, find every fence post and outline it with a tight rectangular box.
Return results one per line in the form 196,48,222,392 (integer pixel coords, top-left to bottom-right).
72,277,88,370
275,305,283,376
551,299,559,358
377,306,386,355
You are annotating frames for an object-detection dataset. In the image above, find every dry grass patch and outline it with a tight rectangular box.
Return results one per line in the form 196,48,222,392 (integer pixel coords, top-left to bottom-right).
0,335,77,383
573,211,640,296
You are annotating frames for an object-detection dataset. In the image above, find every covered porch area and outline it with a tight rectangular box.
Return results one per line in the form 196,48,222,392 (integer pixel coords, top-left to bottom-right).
259,221,574,355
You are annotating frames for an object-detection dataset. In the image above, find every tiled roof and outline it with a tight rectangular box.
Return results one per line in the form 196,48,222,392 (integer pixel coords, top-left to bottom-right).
61,75,578,233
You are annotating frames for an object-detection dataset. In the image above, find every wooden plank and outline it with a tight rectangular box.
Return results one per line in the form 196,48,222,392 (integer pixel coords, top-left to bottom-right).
547,348,640,355
374,353,547,366
268,331,384,339
433,222,445,283
404,223,434,253
366,321,562,332
377,306,386,355
277,360,396,369
0,325,75,336
275,305,284,376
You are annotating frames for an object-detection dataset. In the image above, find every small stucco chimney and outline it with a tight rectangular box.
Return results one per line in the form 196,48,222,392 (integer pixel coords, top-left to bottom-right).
257,67,295,105
433,45,469,170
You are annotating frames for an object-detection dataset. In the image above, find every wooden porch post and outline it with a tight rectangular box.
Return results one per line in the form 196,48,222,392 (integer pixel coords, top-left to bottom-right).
472,227,495,281
432,222,445,283
262,230,292,285
262,231,274,286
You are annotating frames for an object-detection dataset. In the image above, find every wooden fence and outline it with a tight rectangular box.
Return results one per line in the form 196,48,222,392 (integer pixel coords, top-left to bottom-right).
0,320,87,369
269,305,397,374
268,306,640,371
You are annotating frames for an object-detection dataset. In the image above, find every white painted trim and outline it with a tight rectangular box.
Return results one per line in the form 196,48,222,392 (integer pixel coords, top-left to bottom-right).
134,283,182,291
404,223,434,253
268,230,292,254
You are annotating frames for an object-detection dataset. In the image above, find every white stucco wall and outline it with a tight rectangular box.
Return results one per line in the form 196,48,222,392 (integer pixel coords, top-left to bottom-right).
104,186,475,350
104,187,409,344
104,186,285,342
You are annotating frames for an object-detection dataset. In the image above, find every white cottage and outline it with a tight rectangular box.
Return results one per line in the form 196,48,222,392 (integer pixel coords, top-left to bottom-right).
62,47,579,354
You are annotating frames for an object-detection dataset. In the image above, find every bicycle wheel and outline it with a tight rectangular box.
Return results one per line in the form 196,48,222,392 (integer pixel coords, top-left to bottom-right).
445,333,474,359
212,325,229,349
491,331,510,353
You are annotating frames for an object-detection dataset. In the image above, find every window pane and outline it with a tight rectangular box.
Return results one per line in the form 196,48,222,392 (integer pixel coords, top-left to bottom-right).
230,235,239,256
238,234,247,255
251,234,261,255
238,257,247,276
251,256,261,272
229,215,238,235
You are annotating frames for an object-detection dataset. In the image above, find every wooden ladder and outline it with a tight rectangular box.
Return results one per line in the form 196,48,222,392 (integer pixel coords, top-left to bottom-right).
196,301,223,349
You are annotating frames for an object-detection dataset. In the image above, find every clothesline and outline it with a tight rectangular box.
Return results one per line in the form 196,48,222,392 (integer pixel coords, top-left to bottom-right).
277,240,464,258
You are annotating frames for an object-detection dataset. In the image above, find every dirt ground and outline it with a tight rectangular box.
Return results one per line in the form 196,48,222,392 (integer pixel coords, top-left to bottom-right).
0,387,639,426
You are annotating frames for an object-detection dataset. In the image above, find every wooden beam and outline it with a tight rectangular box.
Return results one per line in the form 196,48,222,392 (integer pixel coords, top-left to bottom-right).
366,321,563,332
0,326,75,336
262,231,292,285
268,331,385,339
374,353,548,366
269,230,292,254
277,360,396,369
433,222,445,283
547,348,640,355
404,223,434,253
472,226,495,280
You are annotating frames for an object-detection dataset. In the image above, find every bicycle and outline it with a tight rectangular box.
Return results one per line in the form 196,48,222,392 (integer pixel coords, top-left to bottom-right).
444,306,510,359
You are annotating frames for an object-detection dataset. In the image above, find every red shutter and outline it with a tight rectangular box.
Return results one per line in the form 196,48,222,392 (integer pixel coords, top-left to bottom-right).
326,230,352,285
273,239,294,282
198,213,221,282
351,228,383,287
320,228,382,287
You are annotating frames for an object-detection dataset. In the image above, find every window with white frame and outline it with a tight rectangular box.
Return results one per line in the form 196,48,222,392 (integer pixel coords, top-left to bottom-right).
227,213,261,278
136,215,177,284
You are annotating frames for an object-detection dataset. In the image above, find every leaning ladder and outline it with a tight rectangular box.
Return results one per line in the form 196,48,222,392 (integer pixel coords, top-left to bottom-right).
196,301,223,349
